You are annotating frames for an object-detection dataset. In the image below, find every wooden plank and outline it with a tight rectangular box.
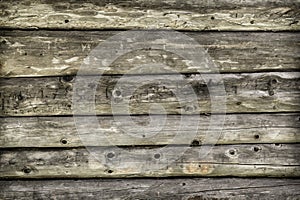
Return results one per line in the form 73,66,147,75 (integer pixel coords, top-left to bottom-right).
0,178,299,200
0,31,299,77
0,72,299,116
0,144,299,178
0,0,299,31
0,114,299,147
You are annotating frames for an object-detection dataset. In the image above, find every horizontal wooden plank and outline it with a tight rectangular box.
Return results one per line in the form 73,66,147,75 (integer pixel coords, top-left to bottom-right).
0,0,299,31
0,114,299,147
0,178,300,200
0,144,299,178
1,72,299,116
0,31,299,77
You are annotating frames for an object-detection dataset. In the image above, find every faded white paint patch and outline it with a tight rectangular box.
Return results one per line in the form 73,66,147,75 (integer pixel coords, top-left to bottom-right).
65,57,79,63
52,58,60,64
11,42,25,47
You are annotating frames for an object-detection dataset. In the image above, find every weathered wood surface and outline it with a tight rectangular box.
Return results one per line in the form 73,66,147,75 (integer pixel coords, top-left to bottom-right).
1,72,299,116
1,178,300,200
0,0,299,31
0,114,299,147
0,31,299,77
0,144,299,178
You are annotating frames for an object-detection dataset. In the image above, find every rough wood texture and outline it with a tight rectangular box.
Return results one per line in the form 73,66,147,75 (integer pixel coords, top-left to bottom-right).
0,144,299,178
0,0,299,196
0,0,299,31
0,31,299,77
1,72,299,116
0,114,299,147
0,178,300,200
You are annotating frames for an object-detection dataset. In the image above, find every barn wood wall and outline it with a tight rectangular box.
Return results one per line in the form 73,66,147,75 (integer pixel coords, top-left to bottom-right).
0,0,299,199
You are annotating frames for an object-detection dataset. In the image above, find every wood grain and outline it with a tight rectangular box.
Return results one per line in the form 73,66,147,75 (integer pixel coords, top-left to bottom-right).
0,0,299,191
0,31,299,77
0,114,299,147
0,144,299,178
1,72,299,116
0,0,299,31
0,178,299,200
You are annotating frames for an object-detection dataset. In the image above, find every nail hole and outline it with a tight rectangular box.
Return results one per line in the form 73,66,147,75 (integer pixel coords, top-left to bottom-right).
114,90,122,96
65,19,69,23
254,134,260,139
1,40,6,44
62,76,74,82
236,102,242,105
269,90,274,96
40,53,43,56
107,169,113,174
22,167,31,174
60,138,68,144
190,140,200,147
24,52,27,56
154,153,161,159
142,134,146,138
271,79,277,84
184,105,194,112
182,182,186,186
107,152,115,159
250,20,254,24
211,16,215,20
198,164,201,168
253,146,260,152
18,94,24,101
229,149,235,155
